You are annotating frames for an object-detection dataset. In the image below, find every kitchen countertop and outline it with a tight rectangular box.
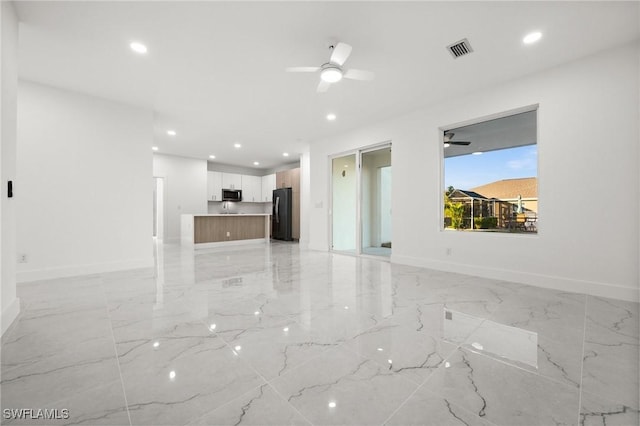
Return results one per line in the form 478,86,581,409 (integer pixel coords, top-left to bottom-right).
181,213,271,217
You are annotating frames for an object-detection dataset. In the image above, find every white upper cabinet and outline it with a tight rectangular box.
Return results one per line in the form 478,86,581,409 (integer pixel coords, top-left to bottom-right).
241,175,261,202
222,173,242,190
261,174,276,202
207,171,223,201
209,171,277,203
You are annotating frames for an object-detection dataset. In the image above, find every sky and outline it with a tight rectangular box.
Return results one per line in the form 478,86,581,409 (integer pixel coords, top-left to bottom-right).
444,144,537,190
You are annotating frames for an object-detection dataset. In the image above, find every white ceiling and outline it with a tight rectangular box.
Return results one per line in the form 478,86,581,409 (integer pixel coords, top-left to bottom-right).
14,1,639,169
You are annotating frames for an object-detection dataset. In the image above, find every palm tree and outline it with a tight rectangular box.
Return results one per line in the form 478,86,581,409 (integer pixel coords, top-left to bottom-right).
449,202,465,229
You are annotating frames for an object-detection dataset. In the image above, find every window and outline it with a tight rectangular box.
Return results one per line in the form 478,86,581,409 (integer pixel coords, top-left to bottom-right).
443,109,538,234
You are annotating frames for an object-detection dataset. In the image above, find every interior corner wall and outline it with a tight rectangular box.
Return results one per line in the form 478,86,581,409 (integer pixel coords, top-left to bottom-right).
1,0,20,334
152,154,207,243
309,41,640,302
299,149,311,249
16,81,154,282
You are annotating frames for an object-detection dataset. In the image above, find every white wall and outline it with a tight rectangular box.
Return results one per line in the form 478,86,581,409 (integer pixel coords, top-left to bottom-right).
299,149,311,249
16,82,154,282
1,0,20,334
153,154,207,243
309,42,640,301
331,154,356,251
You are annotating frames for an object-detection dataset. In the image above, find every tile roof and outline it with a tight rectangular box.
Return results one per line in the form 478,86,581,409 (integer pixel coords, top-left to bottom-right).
450,190,488,199
471,177,537,199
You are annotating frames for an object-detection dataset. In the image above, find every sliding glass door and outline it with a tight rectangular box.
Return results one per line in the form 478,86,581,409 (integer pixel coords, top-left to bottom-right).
361,147,392,257
330,144,392,257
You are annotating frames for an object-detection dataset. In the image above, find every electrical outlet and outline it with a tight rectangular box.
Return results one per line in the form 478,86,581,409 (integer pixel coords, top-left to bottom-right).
19,254,27,263
446,248,452,256
226,231,230,237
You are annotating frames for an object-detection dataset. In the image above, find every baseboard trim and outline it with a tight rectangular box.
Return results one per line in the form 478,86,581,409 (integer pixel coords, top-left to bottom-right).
391,254,639,302
16,258,155,283
2,298,21,336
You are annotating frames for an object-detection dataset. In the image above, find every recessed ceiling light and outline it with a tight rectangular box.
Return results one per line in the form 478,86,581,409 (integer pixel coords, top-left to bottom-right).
209,155,216,159
328,402,337,408
283,152,289,157
152,146,159,151
234,143,242,148
523,31,542,45
326,113,337,121
253,161,260,166
472,151,483,155
130,42,148,54
167,130,176,136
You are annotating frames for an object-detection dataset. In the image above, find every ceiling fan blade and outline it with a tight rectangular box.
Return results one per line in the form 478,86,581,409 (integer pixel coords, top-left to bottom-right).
344,69,375,81
317,80,330,93
449,141,471,146
329,42,352,66
285,66,320,73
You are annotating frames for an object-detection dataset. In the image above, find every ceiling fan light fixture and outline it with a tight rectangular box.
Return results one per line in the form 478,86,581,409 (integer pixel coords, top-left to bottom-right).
320,67,343,83
444,143,451,148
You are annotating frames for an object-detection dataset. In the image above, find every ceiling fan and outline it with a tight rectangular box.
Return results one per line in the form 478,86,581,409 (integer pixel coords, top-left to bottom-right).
443,132,471,147
286,42,375,93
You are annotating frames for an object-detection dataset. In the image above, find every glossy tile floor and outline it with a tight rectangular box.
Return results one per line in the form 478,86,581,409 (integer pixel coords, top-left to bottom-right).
1,241,638,425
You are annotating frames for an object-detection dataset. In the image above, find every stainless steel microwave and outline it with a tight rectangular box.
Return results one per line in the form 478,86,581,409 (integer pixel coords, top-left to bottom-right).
222,189,242,201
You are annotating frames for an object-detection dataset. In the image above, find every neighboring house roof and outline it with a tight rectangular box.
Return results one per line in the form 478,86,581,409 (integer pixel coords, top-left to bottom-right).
471,177,537,200
449,189,488,200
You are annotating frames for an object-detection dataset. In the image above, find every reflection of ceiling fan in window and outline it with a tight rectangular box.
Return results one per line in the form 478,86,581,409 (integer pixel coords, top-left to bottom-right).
444,132,471,147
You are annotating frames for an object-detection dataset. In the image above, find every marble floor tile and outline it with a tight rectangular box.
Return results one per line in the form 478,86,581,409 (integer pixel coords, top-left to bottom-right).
1,345,121,410
385,386,496,426
114,321,221,376
581,296,640,410
579,391,640,426
343,305,459,384
3,380,129,426
221,320,338,380
490,290,586,344
291,304,383,344
421,347,580,426
270,346,419,425
121,341,265,425
2,241,638,425
187,383,311,425
462,316,584,388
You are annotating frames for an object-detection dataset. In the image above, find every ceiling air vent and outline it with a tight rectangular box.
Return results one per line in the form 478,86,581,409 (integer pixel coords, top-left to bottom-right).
447,39,473,59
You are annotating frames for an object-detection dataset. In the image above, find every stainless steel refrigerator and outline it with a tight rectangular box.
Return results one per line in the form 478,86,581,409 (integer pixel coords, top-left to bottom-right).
272,188,293,241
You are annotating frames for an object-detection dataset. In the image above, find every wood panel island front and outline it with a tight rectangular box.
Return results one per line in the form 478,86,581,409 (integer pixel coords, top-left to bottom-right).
181,214,270,248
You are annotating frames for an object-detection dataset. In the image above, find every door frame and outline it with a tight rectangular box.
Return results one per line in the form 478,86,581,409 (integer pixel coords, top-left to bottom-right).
328,140,392,257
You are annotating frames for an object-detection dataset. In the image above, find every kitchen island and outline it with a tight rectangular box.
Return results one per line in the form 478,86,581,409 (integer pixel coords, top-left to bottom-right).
181,214,270,249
